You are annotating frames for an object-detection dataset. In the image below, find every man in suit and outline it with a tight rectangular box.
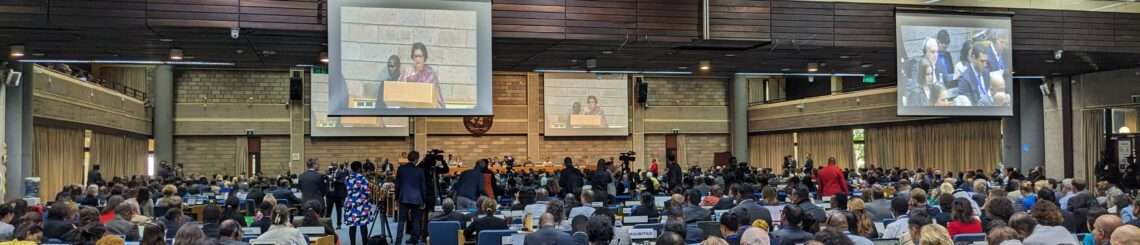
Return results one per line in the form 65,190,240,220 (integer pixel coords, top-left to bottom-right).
430,198,468,229
217,220,249,245
395,151,427,245
524,213,579,245
454,159,488,210
105,202,141,241
559,157,584,197
87,165,103,186
298,159,327,210
270,178,300,206
954,42,994,106
682,189,711,224
729,184,773,231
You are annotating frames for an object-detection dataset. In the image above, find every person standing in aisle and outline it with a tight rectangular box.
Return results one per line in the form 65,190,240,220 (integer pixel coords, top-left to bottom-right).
395,151,426,245
299,159,328,211
344,161,375,245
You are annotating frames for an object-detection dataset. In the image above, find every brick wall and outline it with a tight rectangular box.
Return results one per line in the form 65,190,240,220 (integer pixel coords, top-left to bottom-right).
542,136,631,164
306,137,410,164
647,78,727,106
260,136,292,175
493,74,527,105
175,136,236,175
427,135,528,163
684,134,730,169
175,70,291,104
645,135,667,165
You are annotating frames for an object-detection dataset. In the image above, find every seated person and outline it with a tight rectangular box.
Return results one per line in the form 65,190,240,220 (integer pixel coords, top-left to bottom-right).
431,198,468,229
631,192,661,219
257,204,308,244
464,197,508,240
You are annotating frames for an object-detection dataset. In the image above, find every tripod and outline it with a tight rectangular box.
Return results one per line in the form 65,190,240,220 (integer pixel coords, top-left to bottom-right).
366,190,393,245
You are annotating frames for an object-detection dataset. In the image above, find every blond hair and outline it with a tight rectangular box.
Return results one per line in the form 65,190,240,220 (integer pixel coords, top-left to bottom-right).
919,224,953,245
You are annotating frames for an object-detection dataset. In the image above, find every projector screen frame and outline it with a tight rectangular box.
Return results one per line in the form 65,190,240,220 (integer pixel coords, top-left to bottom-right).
895,11,1014,117
327,0,493,117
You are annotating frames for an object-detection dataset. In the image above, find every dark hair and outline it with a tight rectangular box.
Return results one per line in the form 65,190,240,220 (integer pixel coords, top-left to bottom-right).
735,184,754,199
685,189,701,206
587,215,614,245
936,30,950,45
1030,200,1064,226
47,202,70,220
407,151,420,164
832,193,848,211
411,42,428,59
546,200,566,222
93,165,100,170
1036,189,1057,204
141,222,167,245
1008,213,1037,238
564,157,573,166
350,161,363,172
218,220,240,238
571,215,589,233
202,203,222,223
0,203,12,218
984,197,1016,223
951,198,975,223
640,192,655,209
165,208,184,223
814,228,855,245
174,223,207,245
987,226,1021,245
656,231,685,245
664,219,686,238
783,205,805,229
908,211,932,228
891,196,909,215
720,211,740,232
104,195,125,214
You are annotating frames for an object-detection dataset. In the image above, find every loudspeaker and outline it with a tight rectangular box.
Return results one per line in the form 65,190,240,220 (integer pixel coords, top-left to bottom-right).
636,77,648,105
3,69,20,87
289,71,303,101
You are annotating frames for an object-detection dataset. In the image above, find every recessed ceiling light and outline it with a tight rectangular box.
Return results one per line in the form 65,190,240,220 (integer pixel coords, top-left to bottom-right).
1044,59,1056,63
699,60,711,71
781,68,791,72
860,63,873,68
182,56,196,60
807,63,819,72
678,66,688,70
235,49,245,54
31,53,44,57
1051,72,1062,75
877,69,887,72
169,48,183,60
839,55,850,59
261,50,277,55
724,53,736,57
320,51,329,63
9,45,24,57
159,38,174,42
601,50,614,55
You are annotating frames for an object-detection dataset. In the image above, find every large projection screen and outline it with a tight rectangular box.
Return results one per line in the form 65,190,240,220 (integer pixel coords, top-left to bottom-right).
896,12,1013,117
311,69,409,137
543,73,629,136
328,0,492,116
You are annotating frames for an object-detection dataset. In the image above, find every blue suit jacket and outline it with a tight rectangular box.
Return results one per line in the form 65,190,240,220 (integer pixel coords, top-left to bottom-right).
396,164,426,206
955,64,993,106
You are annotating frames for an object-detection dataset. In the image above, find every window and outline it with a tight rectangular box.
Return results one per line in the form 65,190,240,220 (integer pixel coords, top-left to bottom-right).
147,138,155,176
853,129,865,169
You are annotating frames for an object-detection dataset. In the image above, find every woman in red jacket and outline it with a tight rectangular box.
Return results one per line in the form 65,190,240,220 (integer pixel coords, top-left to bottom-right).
946,197,983,237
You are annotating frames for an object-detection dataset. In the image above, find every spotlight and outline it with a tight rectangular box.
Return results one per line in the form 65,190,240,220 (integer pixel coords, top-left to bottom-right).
169,48,184,60
699,60,710,71
10,45,24,57
807,63,819,72
320,52,329,63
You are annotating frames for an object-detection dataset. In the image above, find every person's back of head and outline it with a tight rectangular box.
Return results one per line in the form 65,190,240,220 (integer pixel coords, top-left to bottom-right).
951,197,975,223
115,201,134,218
47,201,70,220
720,211,740,233
546,200,565,223
202,204,222,224
825,211,848,230
919,224,952,245
174,223,206,245
987,226,1021,245
685,189,701,206
1029,200,1064,226
663,219,686,238
441,198,456,214
539,213,555,227
570,215,589,233
657,231,685,245
891,196,909,216
1111,225,1140,245
586,215,614,245
1008,213,1037,239
271,204,291,226
783,205,805,229
1093,214,1123,244
218,220,240,239
141,223,166,245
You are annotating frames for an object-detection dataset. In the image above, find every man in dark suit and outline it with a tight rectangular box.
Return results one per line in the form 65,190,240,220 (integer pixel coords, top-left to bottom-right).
954,43,994,106
298,159,328,209
729,184,772,231
270,178,300,206
525,213,580,245
559,157,584,197
453,159,487,210
87,165,103,186
430,198,468,229
395,151,427,245
682,189,711,224
105,202,141,241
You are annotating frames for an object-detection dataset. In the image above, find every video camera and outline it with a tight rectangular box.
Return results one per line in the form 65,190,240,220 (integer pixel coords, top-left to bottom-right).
619,151,636,162
425,149,446,165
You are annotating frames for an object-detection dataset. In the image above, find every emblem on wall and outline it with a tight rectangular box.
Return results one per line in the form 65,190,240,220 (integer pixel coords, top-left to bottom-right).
463,116,494,136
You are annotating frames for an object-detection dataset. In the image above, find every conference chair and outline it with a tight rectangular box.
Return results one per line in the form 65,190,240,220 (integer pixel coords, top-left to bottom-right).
476,229,516,245
427,221,462,245
952,233,986,245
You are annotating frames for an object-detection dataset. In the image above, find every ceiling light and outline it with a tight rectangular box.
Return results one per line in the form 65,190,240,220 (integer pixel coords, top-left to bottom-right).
860,63,873,68
169,48,184,60
601,50,614,55
678,66,688,70
781,68,791,72
10,45,24,57
807,63,819,72
724,53,736,57
877,69,887,72
18,59,234,66
261,50,276,55
31,53,44,57
159,38,174,42
699,60,711,71
320,52,329,63
839,55,850,59
1044,59,1056,63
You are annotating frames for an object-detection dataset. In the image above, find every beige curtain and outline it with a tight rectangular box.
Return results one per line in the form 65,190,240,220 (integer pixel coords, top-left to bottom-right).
749,133,795,170
865,120,1001,172
34,126,85,201
866,125,918,169
235,136,249,176
1082,109,1104,185
797,129,856,169
90,131,147,178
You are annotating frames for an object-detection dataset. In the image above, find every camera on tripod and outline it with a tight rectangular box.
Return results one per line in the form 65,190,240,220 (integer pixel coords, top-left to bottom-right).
619,151,636,162
425,149,446,165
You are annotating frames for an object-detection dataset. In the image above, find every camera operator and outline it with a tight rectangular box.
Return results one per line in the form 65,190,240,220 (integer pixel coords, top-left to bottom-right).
418,149,450,242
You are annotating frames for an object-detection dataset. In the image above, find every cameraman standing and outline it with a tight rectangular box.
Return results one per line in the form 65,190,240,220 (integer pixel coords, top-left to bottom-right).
418,149,450,242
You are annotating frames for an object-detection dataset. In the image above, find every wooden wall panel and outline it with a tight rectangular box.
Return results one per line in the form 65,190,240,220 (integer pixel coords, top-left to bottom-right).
709,0,771,41
770,0,835,47
636,0,699,42
643,106,729,134
173,104,290,135
832,3,893,48
748,87,940,132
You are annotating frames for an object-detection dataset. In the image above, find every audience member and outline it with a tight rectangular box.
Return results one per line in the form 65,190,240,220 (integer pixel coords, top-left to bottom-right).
465,196,508,240
0,204,16,241
846,198,878,238
986,226,1022,245
813,228,855,245
1110,225,1139,245
586,215,614,245
42,202,76,240
216,220,247,245
657,231,686,245
140,223,166,245
739,227,770,245
430,198,468,229
524,213,577,245
919,224,952,245
946,197,982,237
824,211,872,245
771,205,812,245
172,224,207,245
684,189,712,223
1092,215,1123,245
730,184,772,231
1024,201,1079,245
256,205,307,245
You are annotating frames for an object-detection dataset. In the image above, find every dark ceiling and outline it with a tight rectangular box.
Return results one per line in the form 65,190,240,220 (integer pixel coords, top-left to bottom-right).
0,0,1138,78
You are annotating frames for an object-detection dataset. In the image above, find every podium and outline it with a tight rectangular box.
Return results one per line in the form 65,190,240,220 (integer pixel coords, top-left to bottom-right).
569,114,603,128
382,81,438,108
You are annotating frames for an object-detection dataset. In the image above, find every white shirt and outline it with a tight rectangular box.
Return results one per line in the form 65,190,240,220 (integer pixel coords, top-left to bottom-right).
568,206,595,220
881,216,910,239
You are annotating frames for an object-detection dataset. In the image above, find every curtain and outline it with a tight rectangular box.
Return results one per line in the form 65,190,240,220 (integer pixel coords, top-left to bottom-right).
865,120,1001,172
34,126,85,201
235,136,249,176
1082,109,1104,186
90,131,147,178
749,133,795,170
866,125,918,169
797,129,856,169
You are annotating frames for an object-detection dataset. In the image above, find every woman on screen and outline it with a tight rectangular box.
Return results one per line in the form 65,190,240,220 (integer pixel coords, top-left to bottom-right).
583,95,608,127
399,42,446,108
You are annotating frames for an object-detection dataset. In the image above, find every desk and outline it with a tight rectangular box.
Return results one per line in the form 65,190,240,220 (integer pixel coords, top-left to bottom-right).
447,164,596,175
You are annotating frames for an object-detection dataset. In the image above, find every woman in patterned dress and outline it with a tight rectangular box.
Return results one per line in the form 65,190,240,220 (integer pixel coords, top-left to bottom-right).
344,161,375,245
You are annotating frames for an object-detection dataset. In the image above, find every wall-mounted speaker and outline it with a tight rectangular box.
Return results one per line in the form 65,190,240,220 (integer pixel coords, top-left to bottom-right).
636,77,648,105
4,69,21,87
289,71,303,101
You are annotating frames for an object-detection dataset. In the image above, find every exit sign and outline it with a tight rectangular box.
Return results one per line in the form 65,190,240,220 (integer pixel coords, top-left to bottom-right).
862,74,876,84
